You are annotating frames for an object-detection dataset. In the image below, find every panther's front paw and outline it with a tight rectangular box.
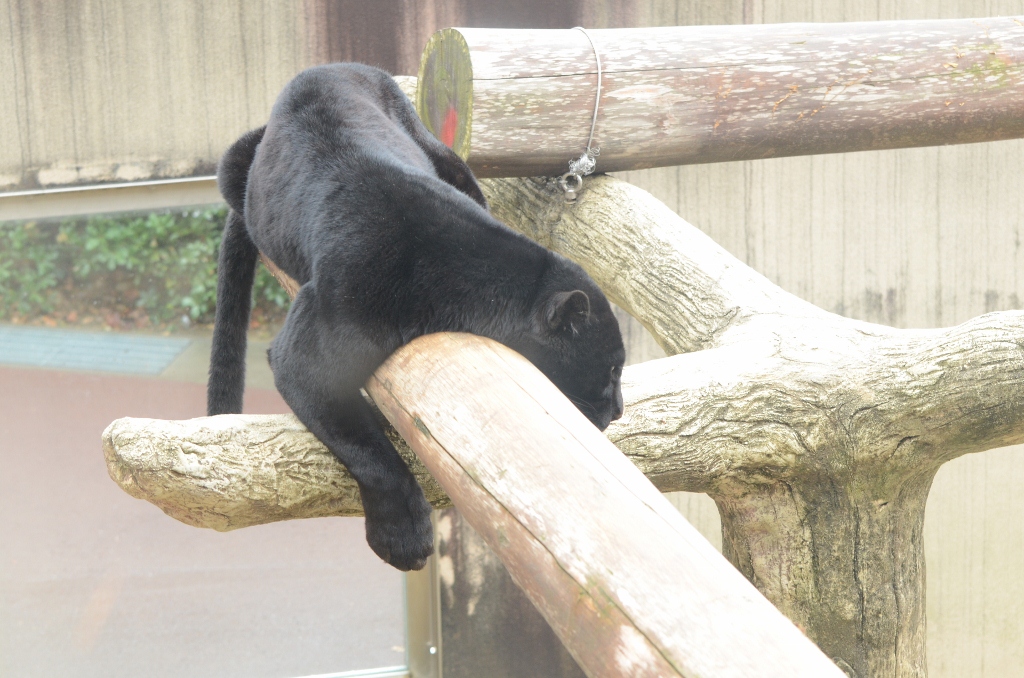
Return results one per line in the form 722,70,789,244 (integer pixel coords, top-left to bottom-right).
363,488,434,571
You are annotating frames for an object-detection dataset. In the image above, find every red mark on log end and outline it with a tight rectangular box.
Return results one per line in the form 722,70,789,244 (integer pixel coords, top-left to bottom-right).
440,106,458,148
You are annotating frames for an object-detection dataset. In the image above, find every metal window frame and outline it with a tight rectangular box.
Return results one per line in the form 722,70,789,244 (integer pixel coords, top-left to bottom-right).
0,176,222,222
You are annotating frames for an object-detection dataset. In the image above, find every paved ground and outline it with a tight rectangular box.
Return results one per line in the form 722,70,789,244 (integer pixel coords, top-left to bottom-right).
0,328,405,678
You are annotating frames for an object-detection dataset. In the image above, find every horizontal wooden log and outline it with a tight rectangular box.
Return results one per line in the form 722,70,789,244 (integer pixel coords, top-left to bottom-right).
417,18,1024,177
367,331,844,678
101,304,1024,523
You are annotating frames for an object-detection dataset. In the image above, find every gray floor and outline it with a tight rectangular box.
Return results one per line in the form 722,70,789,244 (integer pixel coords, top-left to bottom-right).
0,328,405,678
158,331,277,389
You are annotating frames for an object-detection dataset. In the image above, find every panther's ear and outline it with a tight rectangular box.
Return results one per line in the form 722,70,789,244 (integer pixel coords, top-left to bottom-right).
544,290,591,332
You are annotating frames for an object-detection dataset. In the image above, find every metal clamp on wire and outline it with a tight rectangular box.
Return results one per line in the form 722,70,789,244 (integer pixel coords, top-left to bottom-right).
559,148,600,203
560,27,602,204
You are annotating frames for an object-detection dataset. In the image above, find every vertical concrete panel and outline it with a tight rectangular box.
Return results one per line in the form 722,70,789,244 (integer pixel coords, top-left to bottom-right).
0,0,30,188
0,0,308,189
926,449,1024,676
305,0,584,80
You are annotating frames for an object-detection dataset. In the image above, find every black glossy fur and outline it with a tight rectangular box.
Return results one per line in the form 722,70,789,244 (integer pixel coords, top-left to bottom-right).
209,63,625,571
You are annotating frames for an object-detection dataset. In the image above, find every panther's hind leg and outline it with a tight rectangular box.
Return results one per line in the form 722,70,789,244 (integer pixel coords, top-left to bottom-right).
269,283,433,571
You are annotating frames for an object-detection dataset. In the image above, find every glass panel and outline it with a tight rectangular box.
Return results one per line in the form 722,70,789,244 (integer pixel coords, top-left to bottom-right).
0,211,405,677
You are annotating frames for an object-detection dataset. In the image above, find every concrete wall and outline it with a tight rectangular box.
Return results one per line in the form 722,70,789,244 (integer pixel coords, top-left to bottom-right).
0,0,599,192
0,0,310,191
617,2,1024,676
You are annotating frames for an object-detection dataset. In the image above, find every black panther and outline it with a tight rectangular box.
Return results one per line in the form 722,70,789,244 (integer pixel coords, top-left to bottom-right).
208,63,625,571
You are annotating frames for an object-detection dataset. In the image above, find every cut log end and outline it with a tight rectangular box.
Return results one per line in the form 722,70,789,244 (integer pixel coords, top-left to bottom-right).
417,28,474,160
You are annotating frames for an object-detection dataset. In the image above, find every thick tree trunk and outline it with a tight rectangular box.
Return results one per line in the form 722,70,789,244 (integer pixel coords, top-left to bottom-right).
715,473,934,677
417,19,1024,177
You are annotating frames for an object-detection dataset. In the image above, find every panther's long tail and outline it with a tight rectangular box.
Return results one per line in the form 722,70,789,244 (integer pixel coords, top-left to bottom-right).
207,126,265,415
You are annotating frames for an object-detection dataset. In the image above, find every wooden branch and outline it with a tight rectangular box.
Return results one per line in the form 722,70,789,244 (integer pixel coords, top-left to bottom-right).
609,312,1024,489
417,18,1024,177
104,303,1024,535
481,175,823,354
259,253,300,298
102,412,449,531
367,332,845,678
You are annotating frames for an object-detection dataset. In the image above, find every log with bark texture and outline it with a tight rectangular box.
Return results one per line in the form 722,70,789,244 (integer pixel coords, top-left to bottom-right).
102,411,447,531
368,331,844,678
416,18,1024,177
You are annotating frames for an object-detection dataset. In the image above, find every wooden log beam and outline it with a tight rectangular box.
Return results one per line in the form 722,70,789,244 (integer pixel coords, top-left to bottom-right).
367,332,844,678
417,18,1024,177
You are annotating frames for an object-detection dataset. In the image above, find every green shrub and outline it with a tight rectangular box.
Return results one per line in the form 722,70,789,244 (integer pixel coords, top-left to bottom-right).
0,221,62,315
0,207,289,326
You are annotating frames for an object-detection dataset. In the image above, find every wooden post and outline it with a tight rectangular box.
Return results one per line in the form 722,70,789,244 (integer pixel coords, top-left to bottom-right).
366,332,844,678
417,18,1024,177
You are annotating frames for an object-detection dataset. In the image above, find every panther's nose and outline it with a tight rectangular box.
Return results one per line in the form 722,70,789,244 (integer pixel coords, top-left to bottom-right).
611,389,624,421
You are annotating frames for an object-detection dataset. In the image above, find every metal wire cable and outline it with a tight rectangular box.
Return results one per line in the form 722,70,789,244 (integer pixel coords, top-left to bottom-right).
575,26,602,158
559,26,603,203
